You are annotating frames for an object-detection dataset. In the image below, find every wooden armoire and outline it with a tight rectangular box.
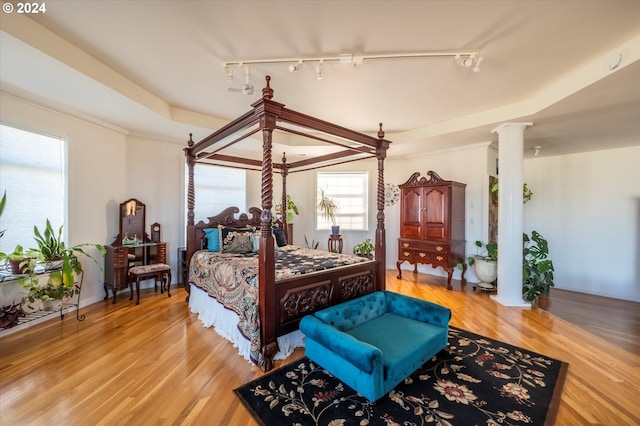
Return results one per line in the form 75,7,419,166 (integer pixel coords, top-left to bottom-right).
396,171,466,289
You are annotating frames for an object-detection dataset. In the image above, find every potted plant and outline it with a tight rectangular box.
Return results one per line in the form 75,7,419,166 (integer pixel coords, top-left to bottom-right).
317,188,339,235
353,238,375,259
0,190,6,239
304,235,319,250
522,231,555,302
490,181,533,204
467,240,498,290
20,220,106,310
0,244,39,275
33,219,65,270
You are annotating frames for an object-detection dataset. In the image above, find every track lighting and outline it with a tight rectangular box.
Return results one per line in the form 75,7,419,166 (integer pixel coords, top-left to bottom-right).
455,53,483,72
533,146,541,157
224,64,234,83
223,50,484,87
473,56,483,72
288,61,302,72
241,65,253,95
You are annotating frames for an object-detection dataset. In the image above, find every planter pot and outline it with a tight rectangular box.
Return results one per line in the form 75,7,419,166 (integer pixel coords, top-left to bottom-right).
43,258,63,271
9,259,33,275
473,257,497,290
331,225,340,235
43,299,63,312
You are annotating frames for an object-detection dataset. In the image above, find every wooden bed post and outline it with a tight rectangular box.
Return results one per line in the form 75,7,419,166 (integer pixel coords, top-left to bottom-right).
376,123,389,291
280,153,290,244
184,133,196,298
258,76,279,371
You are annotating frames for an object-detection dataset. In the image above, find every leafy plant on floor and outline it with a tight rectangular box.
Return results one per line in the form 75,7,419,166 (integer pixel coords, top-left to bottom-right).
522,231,555,301
467,240,498,265
353,238,375,258
304,235,319,250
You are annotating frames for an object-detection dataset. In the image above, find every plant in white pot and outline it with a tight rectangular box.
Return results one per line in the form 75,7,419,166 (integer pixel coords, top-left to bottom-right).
468,240,498,290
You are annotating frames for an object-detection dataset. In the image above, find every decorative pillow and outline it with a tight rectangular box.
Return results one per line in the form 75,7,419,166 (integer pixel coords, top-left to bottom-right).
250,233,260,252
273,226,287,247
203,228,220,252
219,225,254,254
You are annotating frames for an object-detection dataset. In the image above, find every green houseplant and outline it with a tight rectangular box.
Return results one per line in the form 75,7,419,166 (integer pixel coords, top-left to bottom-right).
467,240,498,289
0,190,6,239
467,240,498,266
317,188,339,234
20,220,106,309
304,235,319,250
284,195,299,223
0,244,39,275
353,238,375,259
522,231,555,302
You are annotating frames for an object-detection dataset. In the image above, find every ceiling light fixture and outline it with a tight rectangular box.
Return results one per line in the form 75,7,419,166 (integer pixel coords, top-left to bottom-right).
288,60,303,72
224,64,234,83
223,50,484,83
472,56,484,72
241,65,254,95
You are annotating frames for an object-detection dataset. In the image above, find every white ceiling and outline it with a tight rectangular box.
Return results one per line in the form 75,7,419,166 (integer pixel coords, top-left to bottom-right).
1,1,639,160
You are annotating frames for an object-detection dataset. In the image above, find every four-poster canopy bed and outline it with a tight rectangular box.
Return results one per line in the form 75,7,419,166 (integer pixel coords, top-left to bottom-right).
184,76,391,371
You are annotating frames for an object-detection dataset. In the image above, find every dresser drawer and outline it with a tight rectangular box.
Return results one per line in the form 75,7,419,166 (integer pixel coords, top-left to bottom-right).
111,247,129,268
398,248,413,262
399,240,449,253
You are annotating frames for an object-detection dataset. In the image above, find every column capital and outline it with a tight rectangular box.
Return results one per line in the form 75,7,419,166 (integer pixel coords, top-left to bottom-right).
491,122,533,134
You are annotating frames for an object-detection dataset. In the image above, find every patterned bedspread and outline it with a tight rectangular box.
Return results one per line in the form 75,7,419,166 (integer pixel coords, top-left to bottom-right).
189,245,370,365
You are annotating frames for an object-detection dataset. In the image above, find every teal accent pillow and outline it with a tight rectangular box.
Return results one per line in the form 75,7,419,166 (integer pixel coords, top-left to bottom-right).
251,233,260,252
203,228,220,252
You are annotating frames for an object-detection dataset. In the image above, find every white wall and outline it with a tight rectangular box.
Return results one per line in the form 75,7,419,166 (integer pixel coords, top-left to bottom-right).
524,146,640,302
126,135,186,277
385,143,491,282
1,92,128,307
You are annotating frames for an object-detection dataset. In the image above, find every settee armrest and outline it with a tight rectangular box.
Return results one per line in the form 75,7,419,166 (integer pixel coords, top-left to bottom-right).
385,291,451,328
300,315,383,374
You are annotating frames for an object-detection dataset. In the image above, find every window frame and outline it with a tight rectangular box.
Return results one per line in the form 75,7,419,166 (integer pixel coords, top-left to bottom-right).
0,123,67,254
316,171,369,232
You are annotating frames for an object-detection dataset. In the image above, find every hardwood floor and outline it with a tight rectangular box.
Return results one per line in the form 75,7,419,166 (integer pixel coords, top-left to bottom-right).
1,271,638,425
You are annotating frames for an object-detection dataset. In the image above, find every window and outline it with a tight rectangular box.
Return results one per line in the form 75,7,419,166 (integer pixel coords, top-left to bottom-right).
0,124,65,254
316,172,368,231
186,164,246,224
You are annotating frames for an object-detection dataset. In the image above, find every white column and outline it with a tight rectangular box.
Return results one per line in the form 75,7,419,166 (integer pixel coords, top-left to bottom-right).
491,122,532,307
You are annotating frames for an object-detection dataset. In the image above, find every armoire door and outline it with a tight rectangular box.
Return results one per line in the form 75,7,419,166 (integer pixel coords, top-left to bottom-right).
400,187,422,238
423,186,449,241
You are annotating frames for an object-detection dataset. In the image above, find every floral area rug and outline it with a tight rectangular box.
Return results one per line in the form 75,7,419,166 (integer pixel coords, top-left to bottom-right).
234,327,568,426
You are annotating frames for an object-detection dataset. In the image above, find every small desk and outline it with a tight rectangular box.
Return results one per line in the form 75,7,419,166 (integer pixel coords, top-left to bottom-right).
104,242,167,304
328,234,343,253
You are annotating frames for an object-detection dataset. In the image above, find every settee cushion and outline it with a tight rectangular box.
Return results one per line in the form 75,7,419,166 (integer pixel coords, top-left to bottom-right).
346,312,448,385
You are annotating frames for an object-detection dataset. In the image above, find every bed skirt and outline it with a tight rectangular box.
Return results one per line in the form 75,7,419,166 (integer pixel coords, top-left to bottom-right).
188,283,305,363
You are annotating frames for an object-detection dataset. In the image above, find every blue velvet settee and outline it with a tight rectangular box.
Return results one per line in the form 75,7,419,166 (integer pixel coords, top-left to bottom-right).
299,291,451,402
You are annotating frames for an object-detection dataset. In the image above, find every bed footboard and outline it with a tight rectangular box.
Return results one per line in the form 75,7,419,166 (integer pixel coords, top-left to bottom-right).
259,260,381,371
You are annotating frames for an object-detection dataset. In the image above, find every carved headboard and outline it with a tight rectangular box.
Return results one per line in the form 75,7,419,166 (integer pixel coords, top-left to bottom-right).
193,206,262,249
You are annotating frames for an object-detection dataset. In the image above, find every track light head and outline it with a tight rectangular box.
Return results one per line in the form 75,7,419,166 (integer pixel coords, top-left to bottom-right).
224,64,234,83
473,56,483,72
241,65,254,95
288,60,303,72
316,60,323,80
